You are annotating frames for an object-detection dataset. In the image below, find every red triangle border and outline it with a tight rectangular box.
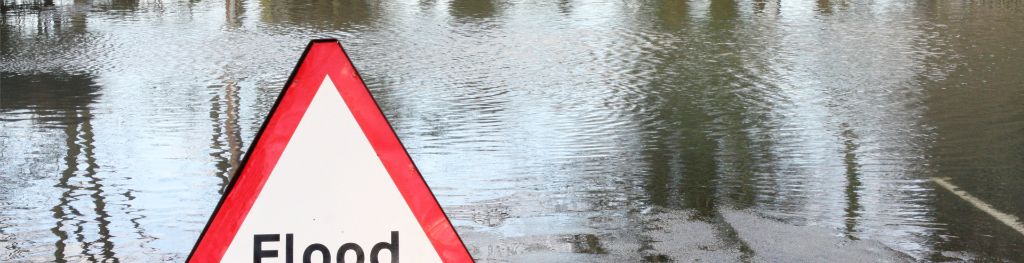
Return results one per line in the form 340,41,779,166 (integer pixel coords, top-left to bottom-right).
188,39,474,263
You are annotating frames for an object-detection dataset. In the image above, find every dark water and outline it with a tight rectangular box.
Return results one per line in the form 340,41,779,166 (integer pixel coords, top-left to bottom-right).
2,0,1023,261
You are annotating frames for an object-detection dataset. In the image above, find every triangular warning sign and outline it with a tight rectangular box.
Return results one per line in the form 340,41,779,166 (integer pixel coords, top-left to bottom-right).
189,39,473,263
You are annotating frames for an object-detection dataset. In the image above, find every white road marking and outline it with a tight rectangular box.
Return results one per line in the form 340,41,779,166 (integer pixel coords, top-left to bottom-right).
931,177,1024,236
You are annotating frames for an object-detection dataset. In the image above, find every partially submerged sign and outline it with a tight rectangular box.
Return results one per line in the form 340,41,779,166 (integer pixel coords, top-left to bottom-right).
189,39,473,263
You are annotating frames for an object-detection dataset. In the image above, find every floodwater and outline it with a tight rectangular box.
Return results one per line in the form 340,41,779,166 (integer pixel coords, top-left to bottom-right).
1,0,1022,261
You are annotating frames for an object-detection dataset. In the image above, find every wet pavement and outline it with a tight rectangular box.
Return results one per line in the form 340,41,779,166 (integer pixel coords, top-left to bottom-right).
2,0,1023,261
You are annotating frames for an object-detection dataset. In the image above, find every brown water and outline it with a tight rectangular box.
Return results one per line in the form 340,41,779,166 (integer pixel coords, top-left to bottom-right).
2,0,1023,261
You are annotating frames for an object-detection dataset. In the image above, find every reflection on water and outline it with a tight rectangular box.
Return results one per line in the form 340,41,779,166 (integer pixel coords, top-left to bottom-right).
0,73,116,261
2,0,1023,261
260,0,380,29
207,79,242,193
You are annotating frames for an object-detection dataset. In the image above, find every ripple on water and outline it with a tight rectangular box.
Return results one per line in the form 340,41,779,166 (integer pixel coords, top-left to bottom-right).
3,0,1024,261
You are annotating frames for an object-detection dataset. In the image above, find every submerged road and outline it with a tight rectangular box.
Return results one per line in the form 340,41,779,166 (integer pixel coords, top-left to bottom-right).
931,178,1024,237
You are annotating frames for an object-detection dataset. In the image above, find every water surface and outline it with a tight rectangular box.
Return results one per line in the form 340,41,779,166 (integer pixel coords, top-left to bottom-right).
2,0,1023,261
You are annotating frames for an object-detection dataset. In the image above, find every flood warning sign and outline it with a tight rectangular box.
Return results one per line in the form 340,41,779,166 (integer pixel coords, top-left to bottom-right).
188,40,473,263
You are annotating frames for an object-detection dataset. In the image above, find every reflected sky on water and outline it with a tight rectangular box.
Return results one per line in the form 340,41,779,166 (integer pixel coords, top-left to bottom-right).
1,0,1022,261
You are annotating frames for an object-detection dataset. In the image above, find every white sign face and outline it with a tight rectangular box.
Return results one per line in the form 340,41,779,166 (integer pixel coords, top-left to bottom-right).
188,40,472,263
218,77,442,263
